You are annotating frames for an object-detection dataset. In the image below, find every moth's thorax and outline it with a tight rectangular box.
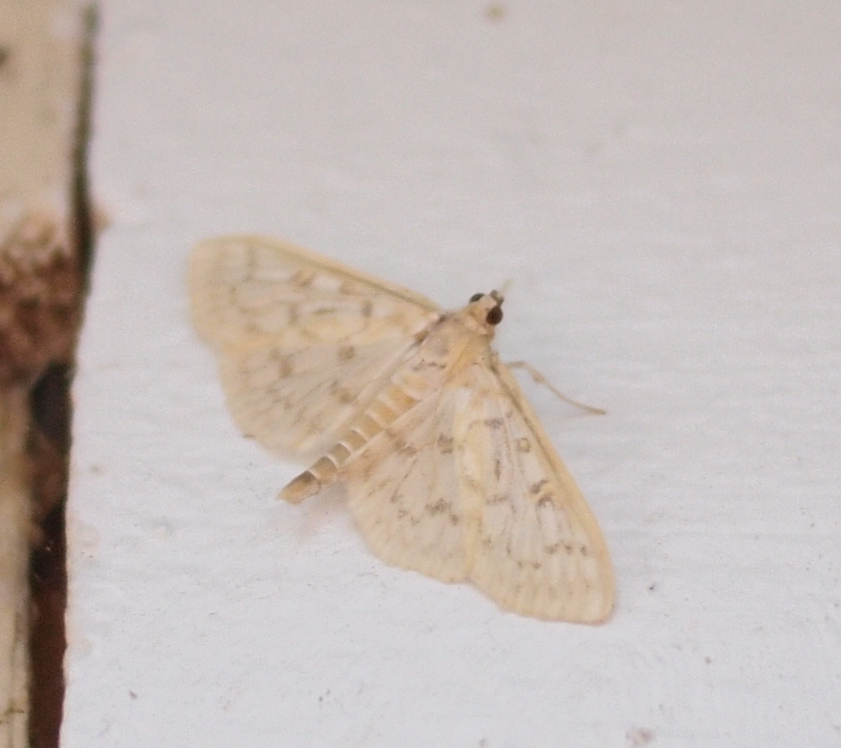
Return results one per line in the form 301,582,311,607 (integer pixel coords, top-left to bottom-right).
408,292,504,379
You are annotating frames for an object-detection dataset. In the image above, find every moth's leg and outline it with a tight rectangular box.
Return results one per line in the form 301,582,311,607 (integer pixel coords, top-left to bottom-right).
506,361,605,415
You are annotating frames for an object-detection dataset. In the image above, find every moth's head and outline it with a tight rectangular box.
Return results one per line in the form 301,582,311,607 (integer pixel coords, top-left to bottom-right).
467,290,504,333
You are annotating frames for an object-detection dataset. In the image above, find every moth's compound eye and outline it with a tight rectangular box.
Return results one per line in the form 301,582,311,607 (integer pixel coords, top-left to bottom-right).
486,305,503,325
469,293,484,303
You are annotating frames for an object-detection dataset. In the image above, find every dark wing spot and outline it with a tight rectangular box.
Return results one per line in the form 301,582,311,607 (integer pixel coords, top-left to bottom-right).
384,428,416,454
427,499,449,515
464,474,481,491
413,358,447,371
530,479,548,495
338,345,355,361
292,269,315,288
328,380,354,404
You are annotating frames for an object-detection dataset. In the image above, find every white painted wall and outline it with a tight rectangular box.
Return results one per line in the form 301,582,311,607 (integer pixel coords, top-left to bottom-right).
63,2,841,746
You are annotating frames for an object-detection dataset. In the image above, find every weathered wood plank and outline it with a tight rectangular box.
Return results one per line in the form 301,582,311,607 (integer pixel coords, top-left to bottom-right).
0,2,87,746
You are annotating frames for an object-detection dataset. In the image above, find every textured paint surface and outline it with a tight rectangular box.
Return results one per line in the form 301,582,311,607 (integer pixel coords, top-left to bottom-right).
64,2,841,747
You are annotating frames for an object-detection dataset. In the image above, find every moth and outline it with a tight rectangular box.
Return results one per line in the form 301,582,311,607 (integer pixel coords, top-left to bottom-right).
189,235,614,622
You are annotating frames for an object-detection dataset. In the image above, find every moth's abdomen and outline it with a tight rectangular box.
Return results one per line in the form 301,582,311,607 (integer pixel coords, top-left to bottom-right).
281,369,430,503
281,466,326,504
